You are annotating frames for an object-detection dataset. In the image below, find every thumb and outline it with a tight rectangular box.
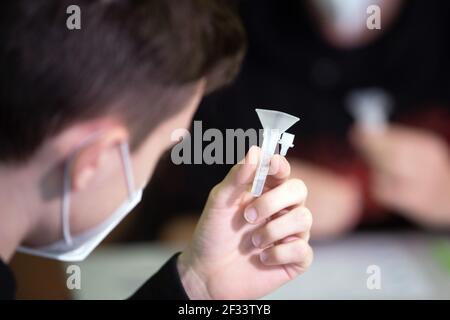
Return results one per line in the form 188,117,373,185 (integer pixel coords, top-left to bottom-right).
208,146,261,209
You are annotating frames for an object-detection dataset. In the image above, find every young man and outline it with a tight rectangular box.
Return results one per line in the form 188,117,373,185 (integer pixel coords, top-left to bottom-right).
0,0,313,299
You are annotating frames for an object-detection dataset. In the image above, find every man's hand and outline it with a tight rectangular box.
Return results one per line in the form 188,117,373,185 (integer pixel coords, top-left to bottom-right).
351,125,450,228
178,146,313,299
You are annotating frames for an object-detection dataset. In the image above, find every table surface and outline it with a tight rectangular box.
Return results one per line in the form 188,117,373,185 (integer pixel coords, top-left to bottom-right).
70,231,450,300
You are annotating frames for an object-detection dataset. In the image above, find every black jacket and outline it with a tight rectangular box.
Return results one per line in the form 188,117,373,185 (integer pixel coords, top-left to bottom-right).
0,253,189,300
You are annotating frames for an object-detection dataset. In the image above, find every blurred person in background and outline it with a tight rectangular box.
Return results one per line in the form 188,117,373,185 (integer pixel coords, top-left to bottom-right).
135,0,450,243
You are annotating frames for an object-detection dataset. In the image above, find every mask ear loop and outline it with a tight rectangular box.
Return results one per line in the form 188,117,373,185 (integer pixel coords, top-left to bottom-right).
61,137,135,246
61,159,73,246
119,142,136,198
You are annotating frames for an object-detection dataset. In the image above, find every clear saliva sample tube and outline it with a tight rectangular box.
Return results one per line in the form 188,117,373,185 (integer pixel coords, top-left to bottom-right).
251,109,300,197
251,128,280,197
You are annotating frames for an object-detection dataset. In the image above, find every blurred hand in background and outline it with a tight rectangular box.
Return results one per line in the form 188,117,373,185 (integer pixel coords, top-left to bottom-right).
351,125,450,229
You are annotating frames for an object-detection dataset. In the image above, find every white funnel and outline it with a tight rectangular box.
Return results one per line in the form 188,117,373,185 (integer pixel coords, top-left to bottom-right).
256,109,300,133
251,109,300,197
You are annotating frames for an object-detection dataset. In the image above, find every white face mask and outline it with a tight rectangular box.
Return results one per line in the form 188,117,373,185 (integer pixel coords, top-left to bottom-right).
18,142,143,262
314,0,384,41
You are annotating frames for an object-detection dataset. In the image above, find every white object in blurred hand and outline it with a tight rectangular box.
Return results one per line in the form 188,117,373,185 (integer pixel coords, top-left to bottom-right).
251,109,299,197
347,88,393,133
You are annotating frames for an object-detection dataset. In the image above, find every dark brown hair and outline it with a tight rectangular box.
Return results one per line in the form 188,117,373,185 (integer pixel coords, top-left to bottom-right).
0,0,246,162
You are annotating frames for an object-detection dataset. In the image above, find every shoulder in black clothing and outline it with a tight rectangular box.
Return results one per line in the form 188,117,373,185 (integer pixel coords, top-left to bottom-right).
0,259,16,300
130,253,189,300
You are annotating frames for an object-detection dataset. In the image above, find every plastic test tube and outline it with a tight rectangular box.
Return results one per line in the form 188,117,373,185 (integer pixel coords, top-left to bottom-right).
251,128,281,197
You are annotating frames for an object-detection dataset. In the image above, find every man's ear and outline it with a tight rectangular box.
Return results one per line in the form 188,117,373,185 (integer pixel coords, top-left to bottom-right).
70,125,129,192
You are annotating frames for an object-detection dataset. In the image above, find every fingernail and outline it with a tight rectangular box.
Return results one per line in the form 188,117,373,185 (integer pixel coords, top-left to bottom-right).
252,234,262,248
244,207,258,223
260,251,268,263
